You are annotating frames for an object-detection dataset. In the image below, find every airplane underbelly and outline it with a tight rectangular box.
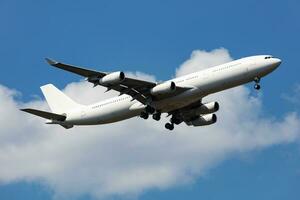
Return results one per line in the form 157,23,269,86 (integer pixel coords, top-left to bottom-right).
73,101,142,125
153,87,204,112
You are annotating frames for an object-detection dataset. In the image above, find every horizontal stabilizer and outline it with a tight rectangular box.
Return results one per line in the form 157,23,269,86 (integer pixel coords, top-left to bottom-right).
45,58,58,65
20,108,66,121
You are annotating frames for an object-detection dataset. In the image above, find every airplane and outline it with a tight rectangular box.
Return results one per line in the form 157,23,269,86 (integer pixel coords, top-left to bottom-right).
21,55,281,130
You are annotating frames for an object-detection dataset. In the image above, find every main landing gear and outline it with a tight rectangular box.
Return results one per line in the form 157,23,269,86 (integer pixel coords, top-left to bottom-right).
140,105,159,120
145,105,155,114
152,112,161,121
140,111,149,119
254,77,261,90
165,116,181,131
165,122,174,130
139,106,179,131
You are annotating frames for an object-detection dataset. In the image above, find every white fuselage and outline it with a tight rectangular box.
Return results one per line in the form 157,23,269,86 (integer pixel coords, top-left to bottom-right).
63,55,281,126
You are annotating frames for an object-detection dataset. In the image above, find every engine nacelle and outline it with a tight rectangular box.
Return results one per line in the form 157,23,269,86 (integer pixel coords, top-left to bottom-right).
195,102,219,115
99,71,125,85
150,81,176,96
189,114,217,126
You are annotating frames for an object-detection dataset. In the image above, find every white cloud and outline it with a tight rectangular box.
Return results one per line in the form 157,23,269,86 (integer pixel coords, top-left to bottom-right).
0,48,299,199
281,83,300,105
176,48,232,76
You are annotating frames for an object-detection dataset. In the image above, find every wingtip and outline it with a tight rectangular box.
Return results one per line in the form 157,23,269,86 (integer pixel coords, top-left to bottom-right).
20,108,30,112
45,58,58,66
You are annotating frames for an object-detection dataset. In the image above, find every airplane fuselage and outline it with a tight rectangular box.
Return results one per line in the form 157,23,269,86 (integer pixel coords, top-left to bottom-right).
63,55,281,126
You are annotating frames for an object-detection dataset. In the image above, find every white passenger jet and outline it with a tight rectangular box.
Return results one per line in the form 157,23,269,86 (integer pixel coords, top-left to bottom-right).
21,55,281,130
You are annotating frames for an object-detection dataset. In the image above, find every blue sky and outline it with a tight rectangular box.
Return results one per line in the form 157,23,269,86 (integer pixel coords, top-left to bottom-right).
0,0,300,199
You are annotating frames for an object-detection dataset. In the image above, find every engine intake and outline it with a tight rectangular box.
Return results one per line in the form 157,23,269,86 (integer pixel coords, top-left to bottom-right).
99,71,125,85
150,81,176,96
189,114,217,126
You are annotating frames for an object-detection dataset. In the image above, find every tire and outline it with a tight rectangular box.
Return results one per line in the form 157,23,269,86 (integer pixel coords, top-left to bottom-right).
146,106,155,114
152,113,161,121
171,118,181,125
254,84,261,90
165,123,174,130
140,112,149,119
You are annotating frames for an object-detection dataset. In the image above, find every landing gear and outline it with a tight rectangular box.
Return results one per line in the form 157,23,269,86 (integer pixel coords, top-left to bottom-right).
165,114,182,130
145,106,155,114
165,122,174,130
140,106,155,120
254,77,261,90
140,111,149,119
254,84,261,90
171,117,181,125
152,112,161,121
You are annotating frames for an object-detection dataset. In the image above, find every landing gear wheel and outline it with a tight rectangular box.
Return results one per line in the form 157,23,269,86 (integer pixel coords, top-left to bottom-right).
254,84,261,90
140,112,149,119
165,123,174,130
171,117,181,125
152,112,161,121
253,77,261,90
145,106,155,114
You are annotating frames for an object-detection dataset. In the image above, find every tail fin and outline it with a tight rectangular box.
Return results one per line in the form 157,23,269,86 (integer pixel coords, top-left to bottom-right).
40,84,82,114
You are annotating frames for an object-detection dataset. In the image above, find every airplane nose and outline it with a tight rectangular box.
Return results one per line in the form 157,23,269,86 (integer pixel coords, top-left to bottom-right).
271,58,282,69
275,58,282,65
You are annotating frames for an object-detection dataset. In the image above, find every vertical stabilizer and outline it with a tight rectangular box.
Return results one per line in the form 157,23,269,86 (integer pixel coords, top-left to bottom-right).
40,84,82,114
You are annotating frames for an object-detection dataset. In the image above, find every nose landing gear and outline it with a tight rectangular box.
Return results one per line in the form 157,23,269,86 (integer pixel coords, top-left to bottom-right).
254,84,261,90
254,77,261,90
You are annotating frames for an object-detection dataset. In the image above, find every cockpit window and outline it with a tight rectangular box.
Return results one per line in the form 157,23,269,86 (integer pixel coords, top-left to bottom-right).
265,56,274,59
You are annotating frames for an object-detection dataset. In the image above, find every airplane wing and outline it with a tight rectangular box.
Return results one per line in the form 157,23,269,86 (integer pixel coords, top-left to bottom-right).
45,58,191,104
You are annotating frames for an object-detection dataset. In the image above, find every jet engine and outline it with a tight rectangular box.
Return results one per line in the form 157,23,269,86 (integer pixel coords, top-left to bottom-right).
189,114,217,126
99,71,125,85
150,81,176,96
195,102,219,115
